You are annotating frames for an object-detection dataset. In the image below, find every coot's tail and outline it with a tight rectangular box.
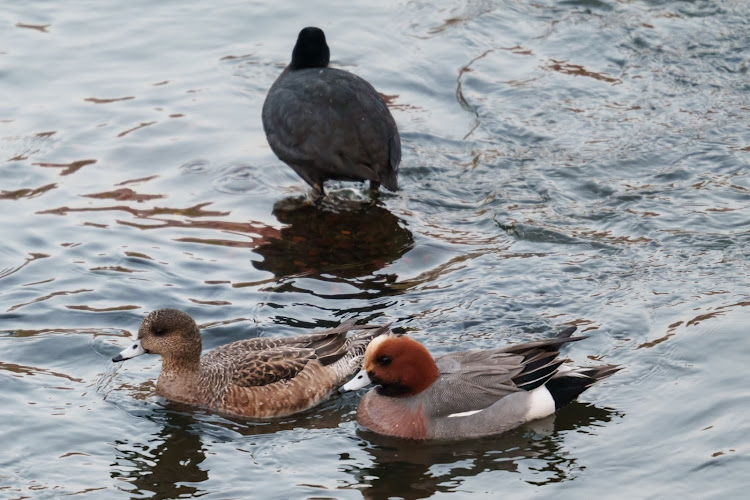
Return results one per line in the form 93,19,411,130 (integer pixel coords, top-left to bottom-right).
380,133,400,191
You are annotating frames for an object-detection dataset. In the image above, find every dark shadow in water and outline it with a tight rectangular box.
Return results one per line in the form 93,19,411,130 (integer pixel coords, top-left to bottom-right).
111,407,209,499
253,198,414,310
252,197,414,294
344,402,621,499
108,394,618,499
108,398,354,498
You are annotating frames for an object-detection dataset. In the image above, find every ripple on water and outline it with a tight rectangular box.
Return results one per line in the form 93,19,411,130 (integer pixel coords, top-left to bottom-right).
2,0,750,498
211,161,287,196
178,159,211,174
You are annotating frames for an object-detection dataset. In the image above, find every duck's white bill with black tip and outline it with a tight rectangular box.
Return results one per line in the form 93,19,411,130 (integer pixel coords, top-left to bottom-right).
341,369,371,391
112,340,147,362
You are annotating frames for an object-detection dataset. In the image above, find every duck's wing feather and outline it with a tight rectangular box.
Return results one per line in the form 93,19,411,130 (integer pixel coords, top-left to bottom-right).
427,329,587,417
208,322,382,356
225,346,317,388
429,350,526,417
202,323,388,388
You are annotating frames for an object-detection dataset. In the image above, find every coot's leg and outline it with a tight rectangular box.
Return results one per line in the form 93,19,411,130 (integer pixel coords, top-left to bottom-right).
368,181,382,203
312,182,326,204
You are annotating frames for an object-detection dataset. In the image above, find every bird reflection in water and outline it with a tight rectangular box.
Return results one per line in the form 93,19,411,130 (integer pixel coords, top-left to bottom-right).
110,407,208,498
109,399,354,498
343,402,621,499
253,197,414,288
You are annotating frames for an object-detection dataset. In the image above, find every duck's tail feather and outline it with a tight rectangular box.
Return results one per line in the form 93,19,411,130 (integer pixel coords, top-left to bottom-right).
501,326,587,356
317,323,391,368
546,364,621,410
555,326,578,339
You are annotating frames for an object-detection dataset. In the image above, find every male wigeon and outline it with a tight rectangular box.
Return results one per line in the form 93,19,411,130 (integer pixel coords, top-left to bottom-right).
342,326,619,440
112,308,390,418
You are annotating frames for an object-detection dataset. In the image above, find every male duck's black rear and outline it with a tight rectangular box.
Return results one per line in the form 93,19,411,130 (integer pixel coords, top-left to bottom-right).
262,27,401,201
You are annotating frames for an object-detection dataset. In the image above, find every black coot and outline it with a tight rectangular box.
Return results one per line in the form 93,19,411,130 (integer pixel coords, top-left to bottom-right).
262,27,401,201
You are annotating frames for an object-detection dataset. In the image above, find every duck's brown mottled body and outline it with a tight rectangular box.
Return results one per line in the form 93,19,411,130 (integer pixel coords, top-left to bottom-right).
113,309,390,418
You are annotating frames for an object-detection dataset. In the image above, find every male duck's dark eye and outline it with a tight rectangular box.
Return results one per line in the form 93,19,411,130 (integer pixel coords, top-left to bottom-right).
377,355,392,366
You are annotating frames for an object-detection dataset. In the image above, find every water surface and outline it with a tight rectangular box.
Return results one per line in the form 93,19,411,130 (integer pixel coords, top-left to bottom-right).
1,0,749,498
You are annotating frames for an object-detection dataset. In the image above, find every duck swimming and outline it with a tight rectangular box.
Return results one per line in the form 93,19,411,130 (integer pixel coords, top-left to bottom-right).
343,326,619,440
112,308,390,418
262,27,401,201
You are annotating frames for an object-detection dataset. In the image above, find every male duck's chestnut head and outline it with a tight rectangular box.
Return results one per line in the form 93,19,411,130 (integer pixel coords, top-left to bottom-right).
361,335,440,397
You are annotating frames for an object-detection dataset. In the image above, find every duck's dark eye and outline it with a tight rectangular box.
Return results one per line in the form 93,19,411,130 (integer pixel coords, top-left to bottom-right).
377,355,392,366
153,328,165,336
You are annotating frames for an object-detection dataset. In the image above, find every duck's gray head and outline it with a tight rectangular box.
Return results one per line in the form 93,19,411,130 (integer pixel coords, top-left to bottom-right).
112,309,202,362
290,27,330,70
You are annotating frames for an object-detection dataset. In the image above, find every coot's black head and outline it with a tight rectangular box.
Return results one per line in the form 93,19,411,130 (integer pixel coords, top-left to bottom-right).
290,27,330,70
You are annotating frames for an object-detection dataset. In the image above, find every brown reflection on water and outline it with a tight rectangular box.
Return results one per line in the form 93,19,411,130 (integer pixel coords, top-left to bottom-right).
33,159,97,176
117,121,157,138
7,288,93,312
545,60,622,84
0,361,84,383
66,304,141,312
39,201,228,218
346,402,620,499
15,23,50,33
84,96,135,104
0,183,57,200
117,175,160,186
0,252,49,280
83,188,165,202
379,93,419,112
120,215,280,249
636,299,750,350
253,198,413,281
6,327,116,339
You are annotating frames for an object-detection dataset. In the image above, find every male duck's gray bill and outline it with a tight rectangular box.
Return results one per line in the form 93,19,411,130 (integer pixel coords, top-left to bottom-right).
112,340,147,362
341,369,372,391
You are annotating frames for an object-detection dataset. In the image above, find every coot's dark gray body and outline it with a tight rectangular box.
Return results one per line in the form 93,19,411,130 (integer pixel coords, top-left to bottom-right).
262,27,400,200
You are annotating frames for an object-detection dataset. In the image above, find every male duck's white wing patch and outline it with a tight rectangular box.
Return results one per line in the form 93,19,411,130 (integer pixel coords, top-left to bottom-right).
447,409,484,418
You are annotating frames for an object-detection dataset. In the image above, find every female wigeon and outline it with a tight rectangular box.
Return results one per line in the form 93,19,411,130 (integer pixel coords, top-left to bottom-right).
112,308,390,418
342,326,619,440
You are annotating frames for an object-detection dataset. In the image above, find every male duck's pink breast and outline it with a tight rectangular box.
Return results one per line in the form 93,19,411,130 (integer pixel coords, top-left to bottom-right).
357,392,429,440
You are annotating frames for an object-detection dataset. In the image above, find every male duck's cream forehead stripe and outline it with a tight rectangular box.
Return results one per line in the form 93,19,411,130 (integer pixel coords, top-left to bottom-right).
365,333,390,353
